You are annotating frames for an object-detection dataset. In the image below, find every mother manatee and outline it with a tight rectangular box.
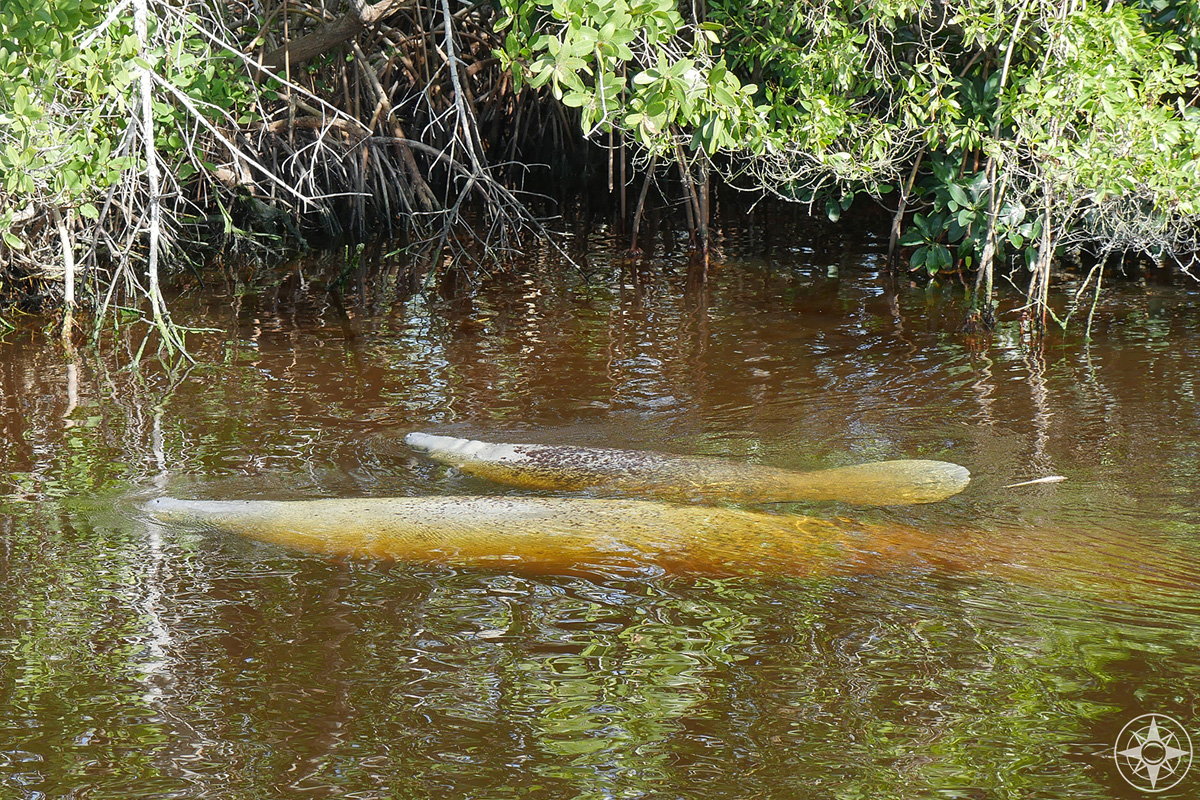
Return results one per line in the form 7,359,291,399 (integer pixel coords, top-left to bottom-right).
404,433,970,506
145,495,972,577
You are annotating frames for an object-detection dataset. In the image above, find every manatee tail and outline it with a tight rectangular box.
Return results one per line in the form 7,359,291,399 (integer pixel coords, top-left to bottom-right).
765,459,971,506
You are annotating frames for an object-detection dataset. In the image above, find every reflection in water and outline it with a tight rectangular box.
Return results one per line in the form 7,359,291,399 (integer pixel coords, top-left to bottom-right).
1021,342,1056,476
1,214,1199,797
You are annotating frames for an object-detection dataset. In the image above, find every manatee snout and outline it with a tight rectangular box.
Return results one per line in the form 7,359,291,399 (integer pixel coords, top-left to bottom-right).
144,496,179,514
144,497,244,520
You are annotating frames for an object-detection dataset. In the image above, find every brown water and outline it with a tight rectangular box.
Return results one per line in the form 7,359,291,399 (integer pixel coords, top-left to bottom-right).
2,212,1200,798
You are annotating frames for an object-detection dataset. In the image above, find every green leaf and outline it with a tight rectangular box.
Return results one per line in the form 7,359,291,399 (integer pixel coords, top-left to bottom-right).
710,116,725,150
947,183,970,207
712,83,736,107
929,244,952,272
825,196,841,222
12,85,29,116
562,89,591,108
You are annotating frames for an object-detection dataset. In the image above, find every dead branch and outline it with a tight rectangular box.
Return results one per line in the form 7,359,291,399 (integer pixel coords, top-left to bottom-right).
262,0,416,70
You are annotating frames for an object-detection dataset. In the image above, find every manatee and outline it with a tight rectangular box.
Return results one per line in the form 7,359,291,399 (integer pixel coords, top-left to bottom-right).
404,433,970,506
144,495,967,577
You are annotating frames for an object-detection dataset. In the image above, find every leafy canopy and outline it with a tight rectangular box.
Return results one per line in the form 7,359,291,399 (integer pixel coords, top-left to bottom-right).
499,0,1200,275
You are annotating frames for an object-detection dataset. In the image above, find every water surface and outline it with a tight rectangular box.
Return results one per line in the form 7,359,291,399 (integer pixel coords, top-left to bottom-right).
2,210,1199,798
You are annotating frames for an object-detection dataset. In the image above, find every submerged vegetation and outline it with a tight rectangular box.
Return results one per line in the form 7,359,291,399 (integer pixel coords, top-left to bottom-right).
1,0,1199,340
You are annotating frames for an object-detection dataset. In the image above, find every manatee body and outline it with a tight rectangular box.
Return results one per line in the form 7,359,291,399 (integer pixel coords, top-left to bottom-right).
144,495,961,577
404,433,970,506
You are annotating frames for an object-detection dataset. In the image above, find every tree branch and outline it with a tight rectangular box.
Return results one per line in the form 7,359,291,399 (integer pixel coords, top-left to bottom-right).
262,0,415,70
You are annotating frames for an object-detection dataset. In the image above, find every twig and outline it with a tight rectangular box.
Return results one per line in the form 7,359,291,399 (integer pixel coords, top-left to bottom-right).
1003,476,1066,488
51,207,75,342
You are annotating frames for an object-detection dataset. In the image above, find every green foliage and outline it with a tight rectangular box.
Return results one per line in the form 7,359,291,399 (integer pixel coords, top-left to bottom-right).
0,0,261,232
1010,6,1200,212
499,0,1200,286
496,0,763,154
0,0,129,200
898,212,954,275
1137,0,1200,64
899,161,1041,275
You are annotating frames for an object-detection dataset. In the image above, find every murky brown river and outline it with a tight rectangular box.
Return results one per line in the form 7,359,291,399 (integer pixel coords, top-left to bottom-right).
2,210,1199,798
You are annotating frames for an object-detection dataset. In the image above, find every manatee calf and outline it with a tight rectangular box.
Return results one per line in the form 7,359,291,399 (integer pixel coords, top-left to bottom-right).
144,495,965,577
404,433,970,506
